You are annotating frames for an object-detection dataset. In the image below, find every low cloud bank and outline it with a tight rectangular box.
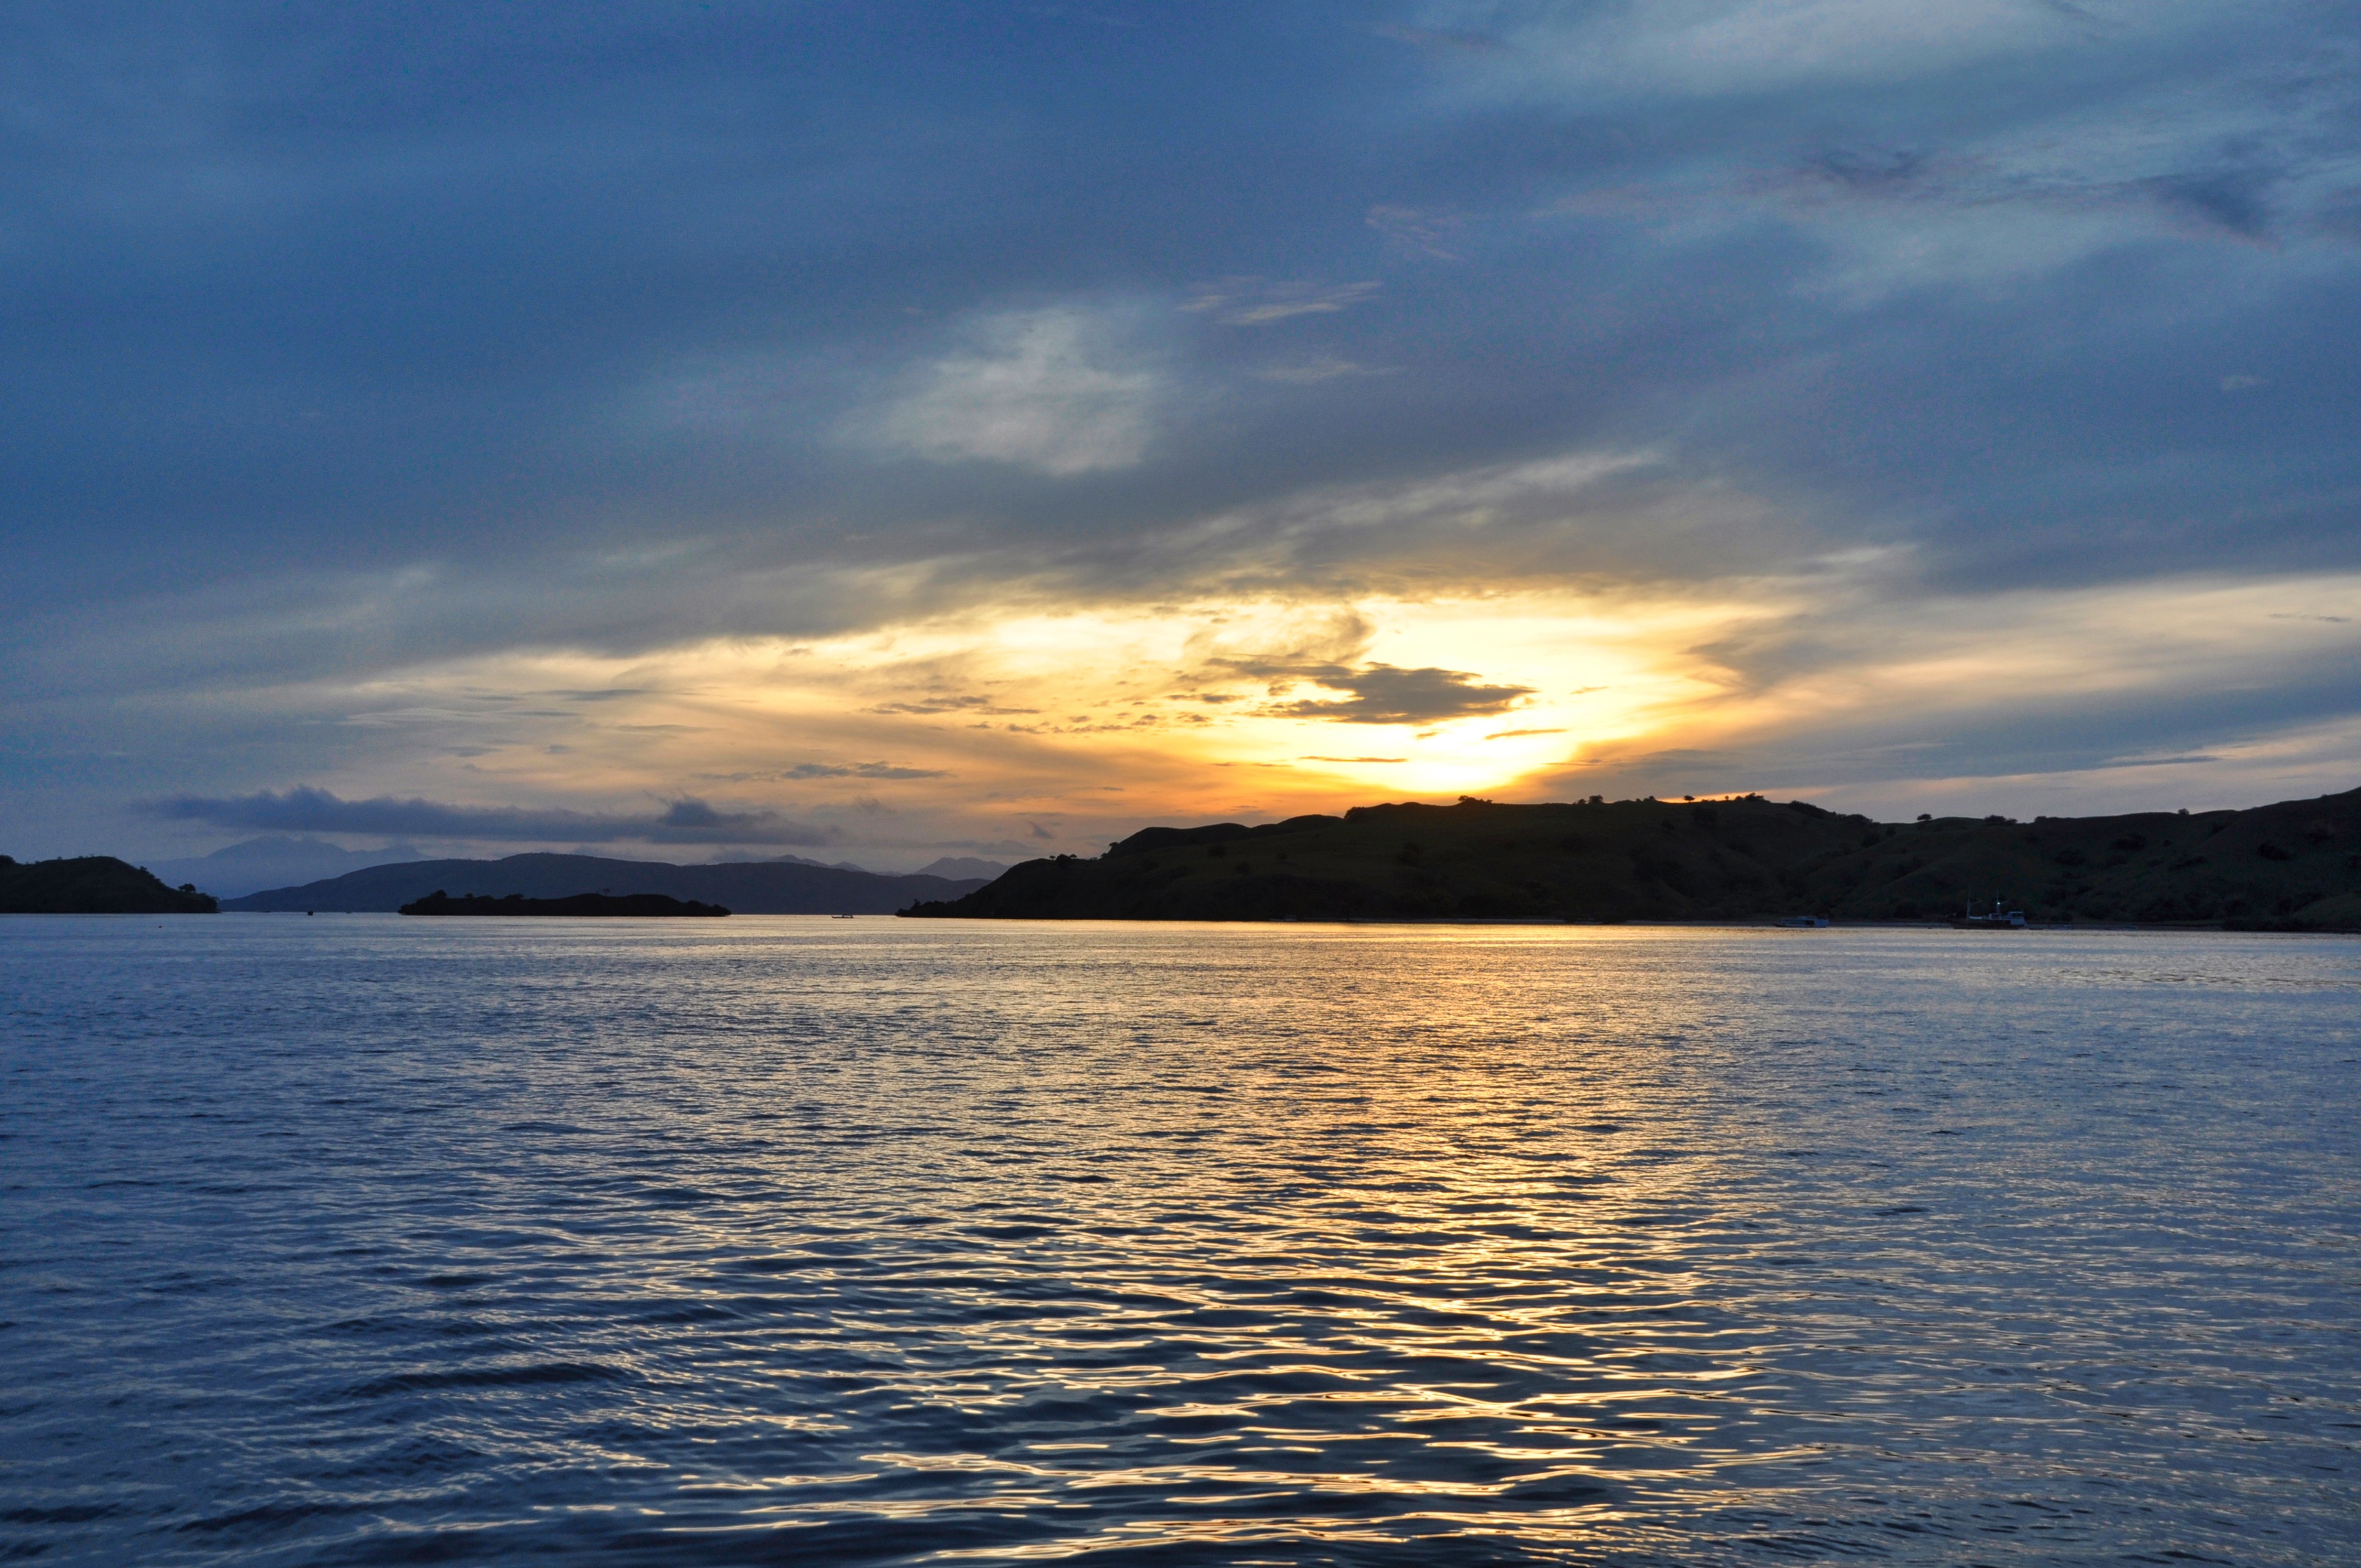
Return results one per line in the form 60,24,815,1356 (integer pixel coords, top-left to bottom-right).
148,787,831,846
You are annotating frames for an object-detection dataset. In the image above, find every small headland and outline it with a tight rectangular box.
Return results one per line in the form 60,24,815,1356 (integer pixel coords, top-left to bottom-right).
898,786,2361,926
398,890,730,917
0,854,219,913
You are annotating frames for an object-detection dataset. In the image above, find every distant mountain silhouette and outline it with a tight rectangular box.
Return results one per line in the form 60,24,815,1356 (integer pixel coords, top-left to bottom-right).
150,835,429,899
913,856,1009,880
1,855,220,914
399,890,729,917
714,852,874,873
224,852,990,913
900,788,2361,929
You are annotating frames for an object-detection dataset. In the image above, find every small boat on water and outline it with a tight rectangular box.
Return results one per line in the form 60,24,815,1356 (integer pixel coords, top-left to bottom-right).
1951,899,2026,929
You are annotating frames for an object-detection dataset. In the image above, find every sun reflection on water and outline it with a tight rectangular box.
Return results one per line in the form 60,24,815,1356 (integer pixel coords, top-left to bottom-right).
0,921,2354,1564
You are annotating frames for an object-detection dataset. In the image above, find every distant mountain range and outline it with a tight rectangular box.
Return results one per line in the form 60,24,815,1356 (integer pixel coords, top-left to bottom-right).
222,852,993,913
399,891,729,918
911,856,1012,880
150,835,1007,899
903,788,2361,929
149,835,431,899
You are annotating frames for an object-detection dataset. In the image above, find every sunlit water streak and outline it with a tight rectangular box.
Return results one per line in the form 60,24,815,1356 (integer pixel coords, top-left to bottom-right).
2,918,2356,1565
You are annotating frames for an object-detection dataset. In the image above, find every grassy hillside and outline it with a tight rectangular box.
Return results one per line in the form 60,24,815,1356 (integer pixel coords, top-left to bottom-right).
902,788,2361,927
0,855,220,914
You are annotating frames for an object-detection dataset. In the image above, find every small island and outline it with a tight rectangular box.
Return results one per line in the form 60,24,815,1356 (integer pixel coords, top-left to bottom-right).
398,890,730,917
0,855,218,914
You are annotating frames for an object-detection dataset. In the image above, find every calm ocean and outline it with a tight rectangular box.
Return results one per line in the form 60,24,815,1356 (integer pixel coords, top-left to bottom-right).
2,918,2355,1565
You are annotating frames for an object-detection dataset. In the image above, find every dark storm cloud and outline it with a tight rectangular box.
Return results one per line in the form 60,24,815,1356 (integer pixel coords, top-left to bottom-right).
149,787,832,845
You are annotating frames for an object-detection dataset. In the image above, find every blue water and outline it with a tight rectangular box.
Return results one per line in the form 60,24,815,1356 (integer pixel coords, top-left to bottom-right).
2,918,2356,1565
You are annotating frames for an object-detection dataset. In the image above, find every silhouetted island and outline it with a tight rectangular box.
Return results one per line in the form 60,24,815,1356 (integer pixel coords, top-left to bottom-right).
899,787,2361,928
399,891,730,917
0,855,219,914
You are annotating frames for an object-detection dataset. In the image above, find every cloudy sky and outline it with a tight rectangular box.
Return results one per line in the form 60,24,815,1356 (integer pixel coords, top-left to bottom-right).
7,0,2360,870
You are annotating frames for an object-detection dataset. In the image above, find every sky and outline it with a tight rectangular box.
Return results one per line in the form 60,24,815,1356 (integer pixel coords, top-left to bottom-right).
6,0,2360,872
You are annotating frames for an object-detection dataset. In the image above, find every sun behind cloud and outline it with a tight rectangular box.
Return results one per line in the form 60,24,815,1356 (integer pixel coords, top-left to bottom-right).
154,587,1767,859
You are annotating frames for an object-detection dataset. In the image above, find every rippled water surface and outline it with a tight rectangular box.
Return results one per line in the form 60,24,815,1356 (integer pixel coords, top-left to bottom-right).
3,918,2357,1565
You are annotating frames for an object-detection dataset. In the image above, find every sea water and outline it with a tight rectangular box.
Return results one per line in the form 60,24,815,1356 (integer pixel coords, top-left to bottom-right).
1,918,2355,1565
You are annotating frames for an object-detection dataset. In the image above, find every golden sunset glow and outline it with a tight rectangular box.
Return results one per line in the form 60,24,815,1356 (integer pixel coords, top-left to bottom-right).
225,568,2361,862
15,7,2356,1561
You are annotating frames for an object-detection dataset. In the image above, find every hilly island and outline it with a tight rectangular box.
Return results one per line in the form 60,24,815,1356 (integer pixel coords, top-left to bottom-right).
901,788,2361,929
0,855,218,914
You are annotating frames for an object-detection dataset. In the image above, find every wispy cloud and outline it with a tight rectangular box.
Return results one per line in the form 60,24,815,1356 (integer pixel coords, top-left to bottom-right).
1484,0,2095,98
870,694,1040,716
1374,23,1505,53
1183,278,1380,325
868,306,1160,475
698,762,951,781
778,761,949,780
1364,205,1460,259
1255,355,1396,384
